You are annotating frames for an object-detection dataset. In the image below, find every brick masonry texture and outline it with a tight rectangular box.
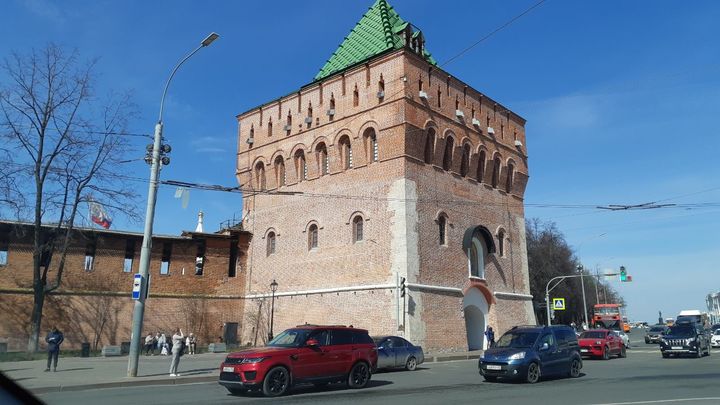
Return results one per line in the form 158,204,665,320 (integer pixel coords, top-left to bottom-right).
0,224,250,351
236,49,535,351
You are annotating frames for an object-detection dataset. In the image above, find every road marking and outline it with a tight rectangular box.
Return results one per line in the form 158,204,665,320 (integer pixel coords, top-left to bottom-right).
588,398,720,405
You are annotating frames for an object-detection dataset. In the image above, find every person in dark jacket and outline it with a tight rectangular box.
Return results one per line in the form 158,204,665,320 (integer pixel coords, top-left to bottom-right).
45,327,64,372
485,326,495,348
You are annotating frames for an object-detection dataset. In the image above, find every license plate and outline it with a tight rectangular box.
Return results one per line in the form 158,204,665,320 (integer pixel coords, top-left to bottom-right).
486,365,502,370
580,349,588,353
671,346,683,350
222,366,235,372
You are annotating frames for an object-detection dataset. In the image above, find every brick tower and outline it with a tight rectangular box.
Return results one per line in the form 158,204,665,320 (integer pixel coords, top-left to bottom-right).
236,0,534,350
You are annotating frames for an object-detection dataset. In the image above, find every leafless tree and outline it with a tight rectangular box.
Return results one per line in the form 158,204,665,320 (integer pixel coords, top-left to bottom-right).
0,44,140,352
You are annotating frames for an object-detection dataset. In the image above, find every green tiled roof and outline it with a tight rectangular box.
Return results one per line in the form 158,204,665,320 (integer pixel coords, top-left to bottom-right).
314,0,436,81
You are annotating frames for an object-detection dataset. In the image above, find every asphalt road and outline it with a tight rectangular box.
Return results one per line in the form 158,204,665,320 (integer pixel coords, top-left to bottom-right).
38,330,720,405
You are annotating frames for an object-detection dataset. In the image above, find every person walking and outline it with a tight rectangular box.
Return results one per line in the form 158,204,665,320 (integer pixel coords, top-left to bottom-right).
188,333,197,355
484,326,495,349
158,333,167,355
44,327,64,372
169,328,185,377
144,333,154,355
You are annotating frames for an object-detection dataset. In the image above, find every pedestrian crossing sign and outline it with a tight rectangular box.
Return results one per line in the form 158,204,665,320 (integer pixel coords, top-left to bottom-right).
552,298,566,310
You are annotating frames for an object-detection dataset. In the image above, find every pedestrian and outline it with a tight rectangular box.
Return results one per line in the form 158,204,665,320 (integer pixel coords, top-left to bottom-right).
44,327,64,372
188,333,197,355
484,326,495,348
158,333,168,355
152,332,159,355
169,328,185,377
144,333,154,355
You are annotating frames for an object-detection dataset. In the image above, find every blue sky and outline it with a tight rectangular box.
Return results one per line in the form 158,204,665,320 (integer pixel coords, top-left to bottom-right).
2,0,719,323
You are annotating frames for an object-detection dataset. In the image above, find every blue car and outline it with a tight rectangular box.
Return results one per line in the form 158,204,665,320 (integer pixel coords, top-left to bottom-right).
479,325,583,383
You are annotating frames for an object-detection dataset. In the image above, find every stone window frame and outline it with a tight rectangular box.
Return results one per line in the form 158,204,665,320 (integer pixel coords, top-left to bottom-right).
304,220,322,251
263,228,278,257
347,211,369,244
435,211,449,247
496,226,507,258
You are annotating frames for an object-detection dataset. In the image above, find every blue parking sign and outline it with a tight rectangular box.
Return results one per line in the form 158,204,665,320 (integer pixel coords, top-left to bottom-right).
132,274,142,300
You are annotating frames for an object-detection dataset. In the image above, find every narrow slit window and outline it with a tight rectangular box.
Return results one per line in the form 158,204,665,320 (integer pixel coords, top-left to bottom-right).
195,240,206,276
353,86,359,107
160,242,172,275
353,216,364,243
228,239,238,278
439,216,447,245
0,238,9,266
267,232,276,256
123,239,135,273
84,242,96,272
308,224,319,250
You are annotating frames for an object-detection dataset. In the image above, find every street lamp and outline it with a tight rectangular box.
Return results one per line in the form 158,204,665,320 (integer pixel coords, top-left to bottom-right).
268,279,278,342
127,32,219,378
577,265,589,330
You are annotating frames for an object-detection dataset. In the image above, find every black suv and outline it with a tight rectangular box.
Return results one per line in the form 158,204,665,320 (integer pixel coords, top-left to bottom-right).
660,321,711,358
645,325,668,344
479,325,582,383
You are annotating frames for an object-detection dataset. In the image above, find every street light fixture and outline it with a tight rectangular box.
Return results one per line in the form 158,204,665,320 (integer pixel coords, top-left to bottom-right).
268,279,279,342
127,32,219,378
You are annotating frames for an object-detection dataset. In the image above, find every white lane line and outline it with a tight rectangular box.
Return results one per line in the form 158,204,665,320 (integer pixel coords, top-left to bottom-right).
588,398,720,405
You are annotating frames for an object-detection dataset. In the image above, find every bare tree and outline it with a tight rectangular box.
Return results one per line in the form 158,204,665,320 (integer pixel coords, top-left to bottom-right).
0,44,140,352
526,218,623,326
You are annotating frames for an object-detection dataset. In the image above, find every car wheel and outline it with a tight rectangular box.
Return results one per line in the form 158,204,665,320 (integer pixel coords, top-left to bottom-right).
405,356,417,371
568,358,581,378
602,346,610,360
619,345,627,358
347,362,371,389
526,362,540,384
483,376,497,382
262,366,290,397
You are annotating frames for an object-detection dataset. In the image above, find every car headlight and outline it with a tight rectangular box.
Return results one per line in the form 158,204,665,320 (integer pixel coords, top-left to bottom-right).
687,338,696,344
241,357,266,364
508,352,526,360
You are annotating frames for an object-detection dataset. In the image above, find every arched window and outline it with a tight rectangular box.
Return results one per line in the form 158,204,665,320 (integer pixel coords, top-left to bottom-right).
352,216,364,242
491,156,501,188
353,85,359,107
477,150,486,183
266,231,276,256
438,214,447,245
294,150,307,182
286,111,292,134
249,125,254,139
274,156,285,187
339,136,352,170
469,232,488,279
363,128,378,163
424,128,435,164
329,94,336,117
255,162,266,190
267,118,273,137
306,104,313,128
506,162,515,193
460,143,471,177
497,229,506,257
308,224,318,250
442,136,454,171
316,143,329,176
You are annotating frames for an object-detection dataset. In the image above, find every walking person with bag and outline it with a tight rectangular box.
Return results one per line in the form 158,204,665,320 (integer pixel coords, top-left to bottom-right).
169,328,185,377
45,327,64,372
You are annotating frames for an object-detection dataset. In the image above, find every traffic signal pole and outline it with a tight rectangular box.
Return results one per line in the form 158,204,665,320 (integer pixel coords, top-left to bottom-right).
545,274,594,326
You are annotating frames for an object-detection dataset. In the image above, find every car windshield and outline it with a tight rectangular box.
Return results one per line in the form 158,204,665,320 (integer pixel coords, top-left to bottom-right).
649,326,665,332
713,330,720,336
667,326,694,338
495,331,539,349
267,329,312,347
580,331,606,339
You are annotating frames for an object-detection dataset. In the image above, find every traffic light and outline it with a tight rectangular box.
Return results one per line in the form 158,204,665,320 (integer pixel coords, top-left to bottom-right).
400,277,406,297
620,266,627,282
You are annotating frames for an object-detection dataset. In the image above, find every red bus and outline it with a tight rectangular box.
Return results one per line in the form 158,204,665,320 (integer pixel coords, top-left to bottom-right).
592,304,625,331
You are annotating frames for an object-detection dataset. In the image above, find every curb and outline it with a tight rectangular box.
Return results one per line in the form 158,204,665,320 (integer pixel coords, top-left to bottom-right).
30,354,482,394
31,375,218,394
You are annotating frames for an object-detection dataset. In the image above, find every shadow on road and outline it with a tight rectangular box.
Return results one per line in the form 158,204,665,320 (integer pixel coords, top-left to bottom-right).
375,367,429,374
227,379,394,398
142,367,217,377
55,368,93,372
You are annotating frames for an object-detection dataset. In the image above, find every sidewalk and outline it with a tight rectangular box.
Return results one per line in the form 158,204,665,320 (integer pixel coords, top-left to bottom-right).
0,349,482,394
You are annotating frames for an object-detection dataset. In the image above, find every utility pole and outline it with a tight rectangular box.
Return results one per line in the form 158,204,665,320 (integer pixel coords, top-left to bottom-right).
577,265,589,329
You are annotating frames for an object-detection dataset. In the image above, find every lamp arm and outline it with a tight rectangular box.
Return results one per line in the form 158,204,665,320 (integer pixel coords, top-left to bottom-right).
158,44,204,123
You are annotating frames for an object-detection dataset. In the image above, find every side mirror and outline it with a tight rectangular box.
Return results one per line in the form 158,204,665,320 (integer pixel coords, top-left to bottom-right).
539,342,549,351
306,338,319,347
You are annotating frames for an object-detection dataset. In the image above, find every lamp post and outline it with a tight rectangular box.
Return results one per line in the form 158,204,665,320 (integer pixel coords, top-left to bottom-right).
127,32,219,378
577,265,589,330
268,279,278,342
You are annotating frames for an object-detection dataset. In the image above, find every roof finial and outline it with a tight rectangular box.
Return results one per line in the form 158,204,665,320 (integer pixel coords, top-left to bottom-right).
195,211,204,233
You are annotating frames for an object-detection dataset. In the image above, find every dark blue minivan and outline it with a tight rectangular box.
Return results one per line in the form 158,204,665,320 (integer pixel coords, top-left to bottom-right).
479,325,582,383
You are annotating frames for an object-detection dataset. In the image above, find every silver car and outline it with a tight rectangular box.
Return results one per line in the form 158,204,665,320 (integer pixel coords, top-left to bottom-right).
373,336,424,371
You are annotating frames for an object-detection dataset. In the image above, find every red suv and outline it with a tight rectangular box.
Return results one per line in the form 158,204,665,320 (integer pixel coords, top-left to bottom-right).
218,325,378,397
578,329,626,360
